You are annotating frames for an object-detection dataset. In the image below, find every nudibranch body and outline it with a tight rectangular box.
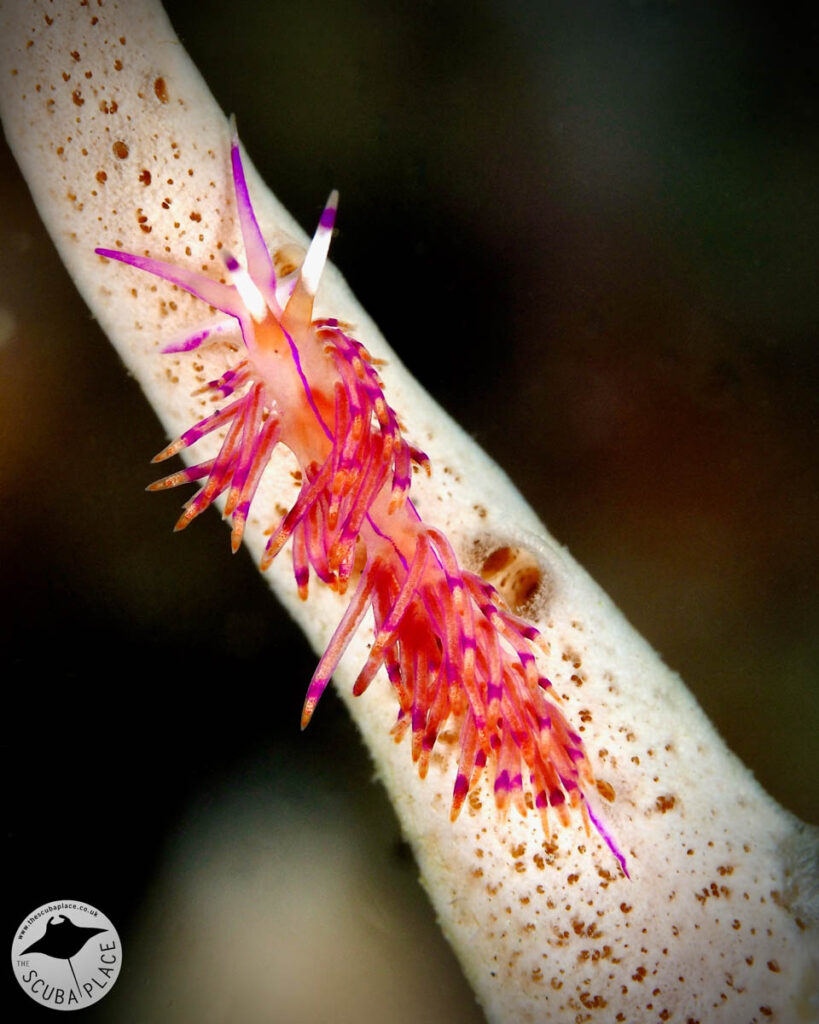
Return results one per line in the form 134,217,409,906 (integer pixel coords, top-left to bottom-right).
96,128,624,871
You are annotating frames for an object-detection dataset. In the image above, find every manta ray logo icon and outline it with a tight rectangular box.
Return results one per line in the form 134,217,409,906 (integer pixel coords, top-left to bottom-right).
11,901,122,1011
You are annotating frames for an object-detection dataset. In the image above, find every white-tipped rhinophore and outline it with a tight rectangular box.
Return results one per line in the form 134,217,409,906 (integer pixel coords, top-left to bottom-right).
223,250,268,324
296,191,339,301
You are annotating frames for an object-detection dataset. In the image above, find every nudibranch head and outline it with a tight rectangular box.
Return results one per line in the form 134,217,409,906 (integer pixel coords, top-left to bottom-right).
95,125,625,872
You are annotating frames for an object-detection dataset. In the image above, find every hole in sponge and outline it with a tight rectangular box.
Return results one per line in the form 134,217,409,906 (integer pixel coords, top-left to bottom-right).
480,545,542,612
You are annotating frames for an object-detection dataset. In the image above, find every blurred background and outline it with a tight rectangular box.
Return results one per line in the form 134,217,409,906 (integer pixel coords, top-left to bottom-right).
3,1,817,1020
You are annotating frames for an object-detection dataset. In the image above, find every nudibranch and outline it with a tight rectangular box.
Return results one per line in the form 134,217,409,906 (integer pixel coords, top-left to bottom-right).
96,127,625,872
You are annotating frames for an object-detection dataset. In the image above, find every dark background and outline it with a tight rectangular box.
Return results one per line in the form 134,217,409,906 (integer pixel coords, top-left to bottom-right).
3,1,817,1020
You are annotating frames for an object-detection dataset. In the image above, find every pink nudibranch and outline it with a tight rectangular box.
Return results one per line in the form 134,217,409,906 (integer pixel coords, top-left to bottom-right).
95,126,626,875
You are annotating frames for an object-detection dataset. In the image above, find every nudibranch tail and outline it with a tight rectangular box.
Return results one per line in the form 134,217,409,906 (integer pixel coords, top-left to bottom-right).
95,129,625,871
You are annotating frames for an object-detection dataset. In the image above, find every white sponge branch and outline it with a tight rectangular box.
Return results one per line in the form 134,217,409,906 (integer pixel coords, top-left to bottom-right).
1,2,816,1020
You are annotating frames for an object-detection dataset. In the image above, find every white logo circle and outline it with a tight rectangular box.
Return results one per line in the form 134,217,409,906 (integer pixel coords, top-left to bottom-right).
11,900,122,1012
